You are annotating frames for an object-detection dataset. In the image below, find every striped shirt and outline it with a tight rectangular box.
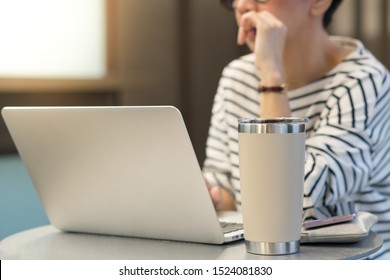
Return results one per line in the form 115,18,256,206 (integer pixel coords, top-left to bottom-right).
203,36,390,259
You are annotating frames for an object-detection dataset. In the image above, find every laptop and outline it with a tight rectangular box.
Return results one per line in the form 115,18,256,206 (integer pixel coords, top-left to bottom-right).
2,106,243,244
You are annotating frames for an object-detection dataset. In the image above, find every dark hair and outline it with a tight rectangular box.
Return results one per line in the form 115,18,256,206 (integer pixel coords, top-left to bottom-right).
323,0,343,28
220,0,343,28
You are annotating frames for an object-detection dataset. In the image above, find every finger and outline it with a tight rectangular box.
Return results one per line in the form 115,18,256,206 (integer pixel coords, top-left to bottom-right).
237,12,258,45
210,186,222,208
237,26,247,45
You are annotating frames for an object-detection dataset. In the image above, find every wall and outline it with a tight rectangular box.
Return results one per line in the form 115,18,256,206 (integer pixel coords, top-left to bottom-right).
329,0,390,67
0,0,183,153
179,0,246,164
115,0,181,106
1,0,390,162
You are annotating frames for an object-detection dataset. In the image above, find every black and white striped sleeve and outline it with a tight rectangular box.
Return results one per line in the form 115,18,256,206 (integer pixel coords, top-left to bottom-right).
202,83,235,194
303,71,382,208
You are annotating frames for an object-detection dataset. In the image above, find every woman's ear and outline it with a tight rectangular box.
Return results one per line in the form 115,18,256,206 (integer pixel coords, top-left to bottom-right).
310,0,332,16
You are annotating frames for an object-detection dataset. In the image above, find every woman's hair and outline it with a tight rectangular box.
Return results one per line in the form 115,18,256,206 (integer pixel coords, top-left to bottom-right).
323,0,343,28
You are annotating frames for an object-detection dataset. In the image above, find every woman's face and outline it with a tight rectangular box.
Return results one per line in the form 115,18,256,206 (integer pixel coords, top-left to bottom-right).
233,0,312,50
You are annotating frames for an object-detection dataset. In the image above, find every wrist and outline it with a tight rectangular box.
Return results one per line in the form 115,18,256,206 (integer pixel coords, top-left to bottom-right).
256,62,284,86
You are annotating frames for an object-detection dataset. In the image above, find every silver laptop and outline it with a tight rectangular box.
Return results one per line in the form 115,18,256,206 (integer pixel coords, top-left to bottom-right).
2,106,243,244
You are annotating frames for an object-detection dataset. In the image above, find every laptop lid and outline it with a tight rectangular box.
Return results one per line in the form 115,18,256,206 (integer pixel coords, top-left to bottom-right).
2,106,240,244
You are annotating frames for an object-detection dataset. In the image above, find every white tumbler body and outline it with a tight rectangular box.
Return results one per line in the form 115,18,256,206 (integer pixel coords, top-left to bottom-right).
238,118,307,255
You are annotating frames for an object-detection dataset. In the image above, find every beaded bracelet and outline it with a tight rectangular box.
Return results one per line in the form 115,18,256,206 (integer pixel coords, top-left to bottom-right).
258,84,287,93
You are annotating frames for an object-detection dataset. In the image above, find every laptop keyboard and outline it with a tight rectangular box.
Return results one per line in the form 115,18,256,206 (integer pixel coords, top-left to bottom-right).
220,222,243,234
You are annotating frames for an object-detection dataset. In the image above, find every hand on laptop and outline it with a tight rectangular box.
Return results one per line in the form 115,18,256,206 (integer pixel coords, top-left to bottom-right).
205,179,236,211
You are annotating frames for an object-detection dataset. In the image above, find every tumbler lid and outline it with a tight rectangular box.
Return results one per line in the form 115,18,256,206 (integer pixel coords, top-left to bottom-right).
238,117,308,134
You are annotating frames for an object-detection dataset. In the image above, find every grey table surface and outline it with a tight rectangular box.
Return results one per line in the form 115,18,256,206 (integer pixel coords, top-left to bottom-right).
0,225,382,260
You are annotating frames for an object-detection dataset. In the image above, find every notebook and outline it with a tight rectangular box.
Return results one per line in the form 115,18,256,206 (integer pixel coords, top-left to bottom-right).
2,106,243,244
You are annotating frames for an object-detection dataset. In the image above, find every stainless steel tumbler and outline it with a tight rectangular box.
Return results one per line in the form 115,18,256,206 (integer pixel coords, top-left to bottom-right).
238,117,307,255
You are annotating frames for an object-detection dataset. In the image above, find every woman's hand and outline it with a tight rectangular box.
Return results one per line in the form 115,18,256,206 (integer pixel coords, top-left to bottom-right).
205,179,236,211
237,10,287,86
237,10,291,118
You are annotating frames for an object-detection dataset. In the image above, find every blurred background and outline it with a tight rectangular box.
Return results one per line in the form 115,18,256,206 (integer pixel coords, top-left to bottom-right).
1,0,390,240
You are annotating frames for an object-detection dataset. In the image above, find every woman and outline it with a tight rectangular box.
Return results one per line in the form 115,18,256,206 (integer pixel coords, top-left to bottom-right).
203,0,390,259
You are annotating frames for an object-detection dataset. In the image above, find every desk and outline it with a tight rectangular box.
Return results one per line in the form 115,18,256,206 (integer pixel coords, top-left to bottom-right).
0,225,382,260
